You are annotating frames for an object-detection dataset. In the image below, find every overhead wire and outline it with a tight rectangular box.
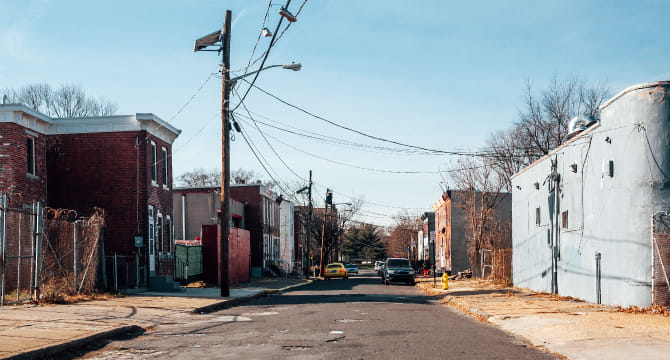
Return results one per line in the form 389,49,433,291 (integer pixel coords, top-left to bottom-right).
232,0,292,113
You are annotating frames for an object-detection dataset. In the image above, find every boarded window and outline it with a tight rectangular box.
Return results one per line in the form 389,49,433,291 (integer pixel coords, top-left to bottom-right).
562,210,569,229
535,207,541,226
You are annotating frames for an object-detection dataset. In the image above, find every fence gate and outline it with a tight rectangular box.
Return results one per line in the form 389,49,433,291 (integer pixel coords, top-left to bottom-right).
0,195,42,306
652,212,670,306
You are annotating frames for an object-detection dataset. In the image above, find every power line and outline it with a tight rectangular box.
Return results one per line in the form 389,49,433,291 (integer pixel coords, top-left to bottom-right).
232,0,292,113
248,124,444,174
241,79,488,156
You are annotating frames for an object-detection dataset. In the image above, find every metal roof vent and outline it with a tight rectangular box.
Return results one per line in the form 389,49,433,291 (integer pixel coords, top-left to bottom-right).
568,114,597,136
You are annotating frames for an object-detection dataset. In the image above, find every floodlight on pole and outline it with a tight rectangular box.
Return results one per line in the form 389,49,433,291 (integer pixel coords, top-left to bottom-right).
262,28,273,37
278,7,297,22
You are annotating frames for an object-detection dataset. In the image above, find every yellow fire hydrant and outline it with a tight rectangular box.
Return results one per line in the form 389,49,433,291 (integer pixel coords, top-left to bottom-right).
442,272,449,290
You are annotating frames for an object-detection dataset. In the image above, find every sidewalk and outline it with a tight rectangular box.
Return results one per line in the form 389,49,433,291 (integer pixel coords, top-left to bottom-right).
0,277,311,360
416,277,670,360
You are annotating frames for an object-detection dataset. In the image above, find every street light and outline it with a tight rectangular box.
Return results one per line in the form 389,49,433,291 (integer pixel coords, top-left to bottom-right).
194,10,300,297
229,63,302,86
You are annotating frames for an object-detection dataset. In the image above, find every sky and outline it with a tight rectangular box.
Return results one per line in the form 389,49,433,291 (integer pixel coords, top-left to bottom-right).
1,0,669,226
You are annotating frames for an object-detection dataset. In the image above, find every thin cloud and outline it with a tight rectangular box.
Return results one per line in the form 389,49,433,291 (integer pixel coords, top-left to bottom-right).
0,0,49,61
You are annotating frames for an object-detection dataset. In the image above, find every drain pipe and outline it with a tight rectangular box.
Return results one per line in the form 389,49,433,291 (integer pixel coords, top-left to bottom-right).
595,252,602,304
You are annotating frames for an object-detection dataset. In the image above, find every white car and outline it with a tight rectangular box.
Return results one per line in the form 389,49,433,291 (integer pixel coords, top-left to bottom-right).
374,261,384,272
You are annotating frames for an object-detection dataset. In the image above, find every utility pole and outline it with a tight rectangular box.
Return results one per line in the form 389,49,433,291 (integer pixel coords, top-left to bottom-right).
319,188,332,277
219,10,232,297
306,171,313,278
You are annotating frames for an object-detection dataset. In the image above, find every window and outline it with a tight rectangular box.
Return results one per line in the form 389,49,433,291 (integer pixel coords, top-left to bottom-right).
148,206,155,257
166,216,173,254
156,213,163,253
150,141,157,184
161,147,168,187
562,210,569,229
535,207,541,226
27,136,36,175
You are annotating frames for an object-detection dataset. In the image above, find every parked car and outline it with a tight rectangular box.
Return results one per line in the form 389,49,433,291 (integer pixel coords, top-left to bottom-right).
345,264,359,274
382,258,416,285
374,261,384,272
323,263,348,280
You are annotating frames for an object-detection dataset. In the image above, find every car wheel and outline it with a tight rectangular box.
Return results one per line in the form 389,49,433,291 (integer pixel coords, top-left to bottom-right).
384,279,390,285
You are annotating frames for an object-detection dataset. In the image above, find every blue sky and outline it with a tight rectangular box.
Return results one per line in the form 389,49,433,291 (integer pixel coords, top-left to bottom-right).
2,0,669,226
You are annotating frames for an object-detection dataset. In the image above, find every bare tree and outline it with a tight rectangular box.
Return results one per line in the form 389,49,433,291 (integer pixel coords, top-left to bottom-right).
444,155,510,277
3,83,118,117
175,168,274,188
384,210,421,260
484,75,611,190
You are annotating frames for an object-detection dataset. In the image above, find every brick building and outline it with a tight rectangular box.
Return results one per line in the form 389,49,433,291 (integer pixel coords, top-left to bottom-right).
0,104,180,289
230,184,280,277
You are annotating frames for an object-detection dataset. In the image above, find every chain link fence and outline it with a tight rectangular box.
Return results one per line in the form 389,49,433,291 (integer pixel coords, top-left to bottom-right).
0,193,106,305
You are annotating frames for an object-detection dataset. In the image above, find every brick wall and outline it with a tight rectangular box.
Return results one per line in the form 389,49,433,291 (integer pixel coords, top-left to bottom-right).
231,185,262,268
47,131,174,260
0,122,47,207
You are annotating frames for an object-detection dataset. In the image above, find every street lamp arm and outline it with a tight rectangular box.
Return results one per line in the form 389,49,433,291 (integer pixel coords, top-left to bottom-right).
230,63,301,82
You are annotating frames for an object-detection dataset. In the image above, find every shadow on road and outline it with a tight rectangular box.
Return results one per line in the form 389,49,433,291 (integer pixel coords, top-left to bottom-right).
235,272,437,307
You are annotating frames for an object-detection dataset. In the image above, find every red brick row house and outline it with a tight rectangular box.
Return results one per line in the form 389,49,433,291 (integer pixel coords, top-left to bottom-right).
0,103,180,289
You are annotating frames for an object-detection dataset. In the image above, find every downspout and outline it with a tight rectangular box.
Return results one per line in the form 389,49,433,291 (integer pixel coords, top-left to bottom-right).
181,193,186,240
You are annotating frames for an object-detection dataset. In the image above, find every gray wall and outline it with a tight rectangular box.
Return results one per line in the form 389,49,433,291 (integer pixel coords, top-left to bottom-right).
512,82,670,307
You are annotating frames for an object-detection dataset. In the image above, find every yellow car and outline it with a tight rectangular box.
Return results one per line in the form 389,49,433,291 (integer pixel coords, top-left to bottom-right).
323,263,348,280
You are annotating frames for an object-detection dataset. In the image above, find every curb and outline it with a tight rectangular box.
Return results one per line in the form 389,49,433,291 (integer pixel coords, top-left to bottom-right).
2,325,144,360
192,279,313,314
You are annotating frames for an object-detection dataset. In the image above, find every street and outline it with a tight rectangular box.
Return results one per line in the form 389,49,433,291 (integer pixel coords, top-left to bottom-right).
78,270,556,360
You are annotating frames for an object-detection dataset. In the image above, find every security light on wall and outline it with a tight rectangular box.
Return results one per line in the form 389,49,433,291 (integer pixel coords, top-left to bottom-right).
569,163,578,173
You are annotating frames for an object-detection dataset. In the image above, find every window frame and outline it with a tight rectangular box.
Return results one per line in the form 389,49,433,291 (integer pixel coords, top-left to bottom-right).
150,141,157,186
161,146,168,188
26,136,36,176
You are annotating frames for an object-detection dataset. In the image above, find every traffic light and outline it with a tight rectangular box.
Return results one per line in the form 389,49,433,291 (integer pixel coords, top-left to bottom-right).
326,191,333,205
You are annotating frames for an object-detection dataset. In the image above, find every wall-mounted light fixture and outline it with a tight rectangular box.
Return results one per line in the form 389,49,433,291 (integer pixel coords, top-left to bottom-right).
569,163,578,173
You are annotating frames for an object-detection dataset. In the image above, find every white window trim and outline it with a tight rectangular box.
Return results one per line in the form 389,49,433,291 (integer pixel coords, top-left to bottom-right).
156,211,163,254
148,205,155,256
150,141,158,187
161,147,169,190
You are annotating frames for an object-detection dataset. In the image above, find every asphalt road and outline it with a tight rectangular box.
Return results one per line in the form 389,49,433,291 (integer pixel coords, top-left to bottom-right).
78,270,557,359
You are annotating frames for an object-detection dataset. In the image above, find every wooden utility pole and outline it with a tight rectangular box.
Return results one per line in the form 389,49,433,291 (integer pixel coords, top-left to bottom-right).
319,188,331,277
219,10,232,297
306,170,313,278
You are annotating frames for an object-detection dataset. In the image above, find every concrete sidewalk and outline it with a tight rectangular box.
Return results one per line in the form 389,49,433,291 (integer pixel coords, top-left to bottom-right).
417,277,670,360
0,278,311,360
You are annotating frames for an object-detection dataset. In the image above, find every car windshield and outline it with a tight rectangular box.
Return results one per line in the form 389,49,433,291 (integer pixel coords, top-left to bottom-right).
345,264,355,267
386,259,410,267
326,264,341,269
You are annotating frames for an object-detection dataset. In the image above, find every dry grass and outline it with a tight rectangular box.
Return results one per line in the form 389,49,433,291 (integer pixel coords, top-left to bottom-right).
614,304,670,316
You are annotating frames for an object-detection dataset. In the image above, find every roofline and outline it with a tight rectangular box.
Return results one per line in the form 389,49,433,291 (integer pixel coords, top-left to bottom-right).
512,81,670,181
0,103,54,124
599,81,670,111
510,122,600,180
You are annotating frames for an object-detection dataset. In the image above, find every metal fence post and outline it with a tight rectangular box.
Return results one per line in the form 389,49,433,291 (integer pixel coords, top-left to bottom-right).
595,252,602,304
73,221,78,293
33,202,42,301
113,253,118,292
1,193,7,306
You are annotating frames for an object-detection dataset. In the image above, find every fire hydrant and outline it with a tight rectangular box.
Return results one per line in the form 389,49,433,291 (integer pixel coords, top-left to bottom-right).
442,272,449,290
